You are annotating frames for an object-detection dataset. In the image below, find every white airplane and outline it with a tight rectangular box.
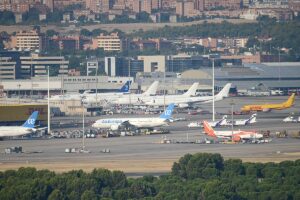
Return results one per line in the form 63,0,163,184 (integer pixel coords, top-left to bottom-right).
0,111,39,137
84,81,159,106
144,83,232,108
232,114,257,126
112,82,199,105
202,120,263,142
283,116,300,123
92,103,175,130
51,80,131,101
188,115,228,128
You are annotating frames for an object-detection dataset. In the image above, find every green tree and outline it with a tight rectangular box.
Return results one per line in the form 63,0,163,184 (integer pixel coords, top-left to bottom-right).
81,190,98,200
0,11,15,25
136,11,152,22
22,8,40,24
46,29,59,37
47,10,63,23
80,28,92,37
48,189,64,200
172,153,224,179
92,28,108,37
78,15,87,23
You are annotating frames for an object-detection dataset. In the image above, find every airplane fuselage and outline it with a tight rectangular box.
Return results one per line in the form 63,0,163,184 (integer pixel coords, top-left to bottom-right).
93,118,168,129
241,103,288,112
0,126,34,137
214,130,263,139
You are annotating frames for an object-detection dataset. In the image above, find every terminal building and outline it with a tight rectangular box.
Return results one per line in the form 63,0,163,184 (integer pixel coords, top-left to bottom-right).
0,52,69,80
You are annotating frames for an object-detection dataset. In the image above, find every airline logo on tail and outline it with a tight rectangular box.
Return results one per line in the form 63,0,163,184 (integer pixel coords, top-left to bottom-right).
202,121,216,137
159,103,175,120
119,81,131,93
22,111,39,128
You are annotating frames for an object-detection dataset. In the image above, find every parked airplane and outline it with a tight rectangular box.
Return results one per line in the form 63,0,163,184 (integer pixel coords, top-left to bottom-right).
92,103,175,130
241,93,296,112
187,115,228,128
202,120,263,142
232,114,257,126
82,80,132,105
283,115,300,123
51,80,131,101
112,82,198,105
145,83,232,108
0,111,39,137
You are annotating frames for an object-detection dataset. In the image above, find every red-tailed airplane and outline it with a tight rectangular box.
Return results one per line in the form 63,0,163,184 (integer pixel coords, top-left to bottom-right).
202,120,263,142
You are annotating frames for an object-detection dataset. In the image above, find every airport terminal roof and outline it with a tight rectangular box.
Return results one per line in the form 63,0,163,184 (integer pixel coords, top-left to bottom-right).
181,70,211,79
197,62,300,89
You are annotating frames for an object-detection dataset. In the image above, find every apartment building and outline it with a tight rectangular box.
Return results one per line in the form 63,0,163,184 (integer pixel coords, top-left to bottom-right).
0,2,29,13
10,29,46,51
92,33,124,51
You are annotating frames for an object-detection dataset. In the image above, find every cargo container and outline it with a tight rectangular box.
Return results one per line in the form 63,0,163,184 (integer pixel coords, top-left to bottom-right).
0,104,47,126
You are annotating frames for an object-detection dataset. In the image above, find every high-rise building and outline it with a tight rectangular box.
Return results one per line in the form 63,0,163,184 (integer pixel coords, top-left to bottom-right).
86,0,114,13
176,1,184,16
105,57,127,76
45,0,54,12
0,56,17,80
152,0,162,9
113,0,126,9
289,0,300,11
176,0,196,17
20,54,69,78
195,0,205,11
132,0,161,13
133,0,142,12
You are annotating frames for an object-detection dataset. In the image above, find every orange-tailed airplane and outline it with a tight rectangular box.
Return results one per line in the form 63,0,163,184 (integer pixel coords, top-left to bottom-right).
202,120,263,142
241,93,295,112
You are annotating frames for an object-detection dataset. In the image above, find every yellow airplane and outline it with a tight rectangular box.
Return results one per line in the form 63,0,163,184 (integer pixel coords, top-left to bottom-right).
241,93,296,112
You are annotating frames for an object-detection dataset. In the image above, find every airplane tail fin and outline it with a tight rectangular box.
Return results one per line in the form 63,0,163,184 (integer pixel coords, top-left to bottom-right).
202,120,217,137
215,83,232,100
282,93,295,108
247,114,257,124
218,115,228,126
22,111,39,128
183,82,199,97
119,81,131,93
159,103,175,119
143,81,159,96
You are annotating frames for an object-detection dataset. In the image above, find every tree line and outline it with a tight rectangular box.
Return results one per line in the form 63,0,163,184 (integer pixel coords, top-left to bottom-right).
0,153,299,200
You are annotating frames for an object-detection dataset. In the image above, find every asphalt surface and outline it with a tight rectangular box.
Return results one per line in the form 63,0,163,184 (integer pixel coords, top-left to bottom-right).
1,96,300,174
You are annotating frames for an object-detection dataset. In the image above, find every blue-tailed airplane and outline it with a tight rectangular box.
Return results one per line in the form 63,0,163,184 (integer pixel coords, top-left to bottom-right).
0,111,39,137
92,103,175,130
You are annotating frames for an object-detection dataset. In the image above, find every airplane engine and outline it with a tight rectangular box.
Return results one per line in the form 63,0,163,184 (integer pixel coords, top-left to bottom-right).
178,103,189,108
232,135,241,142
262,108,271,112
110,124,120,131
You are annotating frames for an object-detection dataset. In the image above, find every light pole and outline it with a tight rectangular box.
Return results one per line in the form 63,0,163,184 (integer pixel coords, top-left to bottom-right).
278,47,281,81
47,66,51,134
82,102,85,151
230,100,235,141
17,84,21,104
209,54,220,121
163,71,166,110
212,58,215,121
